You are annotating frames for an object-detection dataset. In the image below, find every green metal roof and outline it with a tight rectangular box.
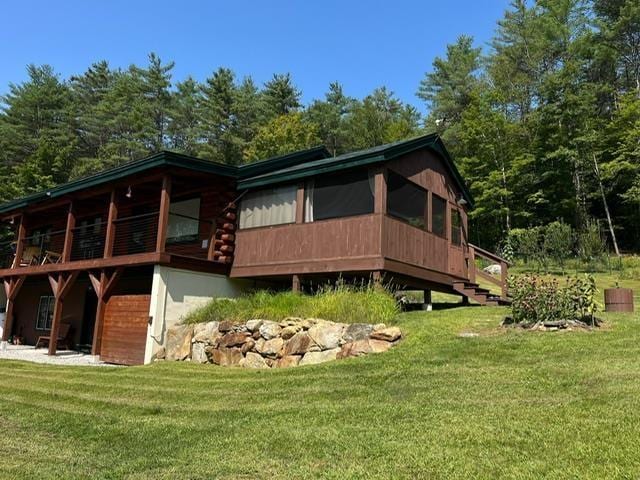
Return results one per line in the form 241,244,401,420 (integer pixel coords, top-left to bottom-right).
0,135,473,214
237,133,474,207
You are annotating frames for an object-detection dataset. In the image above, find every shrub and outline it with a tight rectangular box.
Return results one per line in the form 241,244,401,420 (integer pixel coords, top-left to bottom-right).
577,219,607,270
508,274,599,326
183,282,400,325
544,221,573,274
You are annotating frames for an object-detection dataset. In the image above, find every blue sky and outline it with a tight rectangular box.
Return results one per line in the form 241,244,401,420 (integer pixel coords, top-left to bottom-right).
0,0,509,112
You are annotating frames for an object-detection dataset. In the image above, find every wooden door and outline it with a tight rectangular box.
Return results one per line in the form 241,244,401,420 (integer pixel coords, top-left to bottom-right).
100,294,150,365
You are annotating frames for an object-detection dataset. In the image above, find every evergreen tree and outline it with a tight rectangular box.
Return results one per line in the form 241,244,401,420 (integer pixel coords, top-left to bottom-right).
262,73,301,119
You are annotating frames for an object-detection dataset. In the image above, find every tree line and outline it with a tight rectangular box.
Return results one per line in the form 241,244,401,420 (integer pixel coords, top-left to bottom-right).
0,0,639,252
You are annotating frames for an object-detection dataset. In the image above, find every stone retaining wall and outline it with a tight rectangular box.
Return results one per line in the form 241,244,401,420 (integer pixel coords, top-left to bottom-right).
157,318,402,368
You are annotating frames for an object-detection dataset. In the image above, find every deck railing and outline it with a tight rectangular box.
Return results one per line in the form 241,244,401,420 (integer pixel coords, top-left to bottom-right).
111,212,160,257
468,243,509,299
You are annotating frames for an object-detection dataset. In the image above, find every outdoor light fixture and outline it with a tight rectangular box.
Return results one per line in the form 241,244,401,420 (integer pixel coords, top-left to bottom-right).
126,186,133,199
8,217,14,225
457,197,468,206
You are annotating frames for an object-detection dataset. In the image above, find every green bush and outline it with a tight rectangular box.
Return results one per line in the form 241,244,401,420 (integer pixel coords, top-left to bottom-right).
544,221,573,273
508,274,599,326
577,219,607,270
183,282,400,325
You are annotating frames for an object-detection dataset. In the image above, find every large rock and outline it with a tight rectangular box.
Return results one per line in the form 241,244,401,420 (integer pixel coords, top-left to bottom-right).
245,319,264,332
241,352,269,369
277,355,301,368
192,321,220,344
308,322,345,350
343,323,374,343
218,331,250,348
241,338,256,354
259,321,282,340
218,320,235,333
370,326,402,342
165,325,193,361
211,347,243,366
191,342,209,363
283,332,318,356
483,264,502,275
257,337,284,358
300,348,340,366
369,339,393,353
281,325,301,339
338,339,372,359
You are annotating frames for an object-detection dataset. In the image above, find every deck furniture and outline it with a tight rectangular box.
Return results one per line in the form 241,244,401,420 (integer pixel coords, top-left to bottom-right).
41,250,62,264
35,323,72,350
19,246,41,266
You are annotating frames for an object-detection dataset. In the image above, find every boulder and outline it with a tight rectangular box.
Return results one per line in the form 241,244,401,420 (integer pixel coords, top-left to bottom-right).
241,338,256,354
343,323,374,343
300,318,317,330
241,352,269,369
300,348,340,366
283,332,318,356
212,347,243,366
281,325,301,339
369,339,393,353
191,342,209,363
483,264,502,276
218,331,250,348
153,346,166,361
259,320,282,340
192,321,220,344
277,355,301,368
218,320,235,333
308,322,345,350
245,319,264,332
257,337,284,358
283,316,303,325
165,325,193,361
370,326,402,342
338,339,372,359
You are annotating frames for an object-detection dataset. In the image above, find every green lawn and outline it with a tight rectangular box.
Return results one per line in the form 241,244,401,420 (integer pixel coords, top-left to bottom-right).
1,303,639,478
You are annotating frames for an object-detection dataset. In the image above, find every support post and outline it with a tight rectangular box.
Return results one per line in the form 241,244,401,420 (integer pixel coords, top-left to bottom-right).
12,215,27,269
1,276,26,343
292,274,301,293
468,245,476,283
156,175,172,253
47,271,79,355
295,182,304,224
90,268,123,356
422,290,432,311
500,260,508,299
62,202,76,263
374,168,387,214
103,190,118,258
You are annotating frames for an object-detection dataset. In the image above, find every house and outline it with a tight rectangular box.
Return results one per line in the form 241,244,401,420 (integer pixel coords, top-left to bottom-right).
0,133,509,365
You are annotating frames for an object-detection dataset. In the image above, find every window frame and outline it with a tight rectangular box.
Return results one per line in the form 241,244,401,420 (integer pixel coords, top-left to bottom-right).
238,185,298,230
450,207,462,247
167,196,202,244
385,170,427,231
431,194,447,238
35,295,55,331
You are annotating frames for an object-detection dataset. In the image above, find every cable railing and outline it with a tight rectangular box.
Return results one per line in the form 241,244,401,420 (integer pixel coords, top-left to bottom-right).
164,213,214,260
70,223,106,261
111,212,160,257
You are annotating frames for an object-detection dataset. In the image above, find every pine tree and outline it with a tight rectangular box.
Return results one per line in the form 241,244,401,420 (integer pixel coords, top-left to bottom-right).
262,73,301,119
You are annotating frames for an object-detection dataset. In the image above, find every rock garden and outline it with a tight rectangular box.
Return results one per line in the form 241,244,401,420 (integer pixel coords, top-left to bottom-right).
158,318,402,368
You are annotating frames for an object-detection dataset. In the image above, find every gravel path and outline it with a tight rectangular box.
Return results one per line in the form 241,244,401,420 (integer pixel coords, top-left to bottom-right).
0,344,118,367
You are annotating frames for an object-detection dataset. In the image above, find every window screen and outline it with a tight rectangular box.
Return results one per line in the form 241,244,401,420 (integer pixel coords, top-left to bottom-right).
168,197,201,243
451,208,462,246
432,194,447,237
306,170,374,222
386,171,426,229
239,185,297,229
35,296,55,330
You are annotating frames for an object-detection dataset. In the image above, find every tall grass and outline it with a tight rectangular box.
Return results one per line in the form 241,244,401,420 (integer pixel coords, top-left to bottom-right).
184,282,399,325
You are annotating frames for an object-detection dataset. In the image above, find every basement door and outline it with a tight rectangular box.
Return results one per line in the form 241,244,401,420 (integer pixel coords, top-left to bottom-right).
100,295,151,366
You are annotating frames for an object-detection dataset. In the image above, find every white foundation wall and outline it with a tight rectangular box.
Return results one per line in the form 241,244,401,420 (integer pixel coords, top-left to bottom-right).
144,266,251,364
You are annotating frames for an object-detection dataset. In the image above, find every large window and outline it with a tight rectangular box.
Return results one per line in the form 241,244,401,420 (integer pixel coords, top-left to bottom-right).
239,185,297,229
168,197,201,243
432,194,447,237
451,208,462,246
386,171,426,229
305,170,374,222
35,296,55,330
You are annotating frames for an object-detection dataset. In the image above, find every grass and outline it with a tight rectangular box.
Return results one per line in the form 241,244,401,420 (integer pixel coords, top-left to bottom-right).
1,300,639,478
184,282,399,325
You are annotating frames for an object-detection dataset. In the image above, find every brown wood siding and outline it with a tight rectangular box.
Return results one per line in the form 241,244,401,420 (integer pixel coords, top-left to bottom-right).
100,294,151,366
232,214,383,275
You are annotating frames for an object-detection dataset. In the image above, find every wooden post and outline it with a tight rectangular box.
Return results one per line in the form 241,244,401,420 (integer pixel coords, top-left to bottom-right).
468,245,476,283
103,190,118,258
374,168,387,214
372,270,382,286
62,202,76,263
422,290,432,311
500,260,508,299
292,274,301,293
2,276,26,343
426,191,432,233
156,175,172,253
47,271,79,355
90,268,122,356
11,215,27,269
295,182,304,224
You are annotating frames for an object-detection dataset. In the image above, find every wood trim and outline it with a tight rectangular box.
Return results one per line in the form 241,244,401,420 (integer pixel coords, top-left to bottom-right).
103,190,118,258
91,268,123,355
156,174,172,253
102,268,123,299
374,168,387,214
295,182,304,224
62,202,76,262
230,256,385,278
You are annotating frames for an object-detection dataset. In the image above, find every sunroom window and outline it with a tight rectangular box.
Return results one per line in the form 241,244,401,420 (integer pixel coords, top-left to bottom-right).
168,197,201,243
239,185,297,229
451,208,462,246
386,171,426,229
432,194,447,237
305,170,374,222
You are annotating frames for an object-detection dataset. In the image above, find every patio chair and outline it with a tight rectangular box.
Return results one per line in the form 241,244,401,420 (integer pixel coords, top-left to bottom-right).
35,323,73,350
41,250,62,264
18,246,41,267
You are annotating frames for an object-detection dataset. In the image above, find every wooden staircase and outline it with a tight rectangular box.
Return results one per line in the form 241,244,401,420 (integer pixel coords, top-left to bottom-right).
453,281,511,306
455,243,512,306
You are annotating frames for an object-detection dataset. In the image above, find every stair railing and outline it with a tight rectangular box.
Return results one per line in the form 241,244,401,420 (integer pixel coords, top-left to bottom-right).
468,244,509,300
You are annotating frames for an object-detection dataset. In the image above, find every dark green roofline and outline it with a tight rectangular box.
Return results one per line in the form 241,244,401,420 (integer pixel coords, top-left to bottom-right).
0,147,331,215
237,133,475,208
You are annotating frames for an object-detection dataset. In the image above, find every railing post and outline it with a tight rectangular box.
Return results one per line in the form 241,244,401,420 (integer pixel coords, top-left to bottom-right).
295,182,304,224
11,215,27,269
156,175,172,253
103,190,118,258
374,168,387,215
62,202,76,263
468,245,476,283
501,260,508,299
